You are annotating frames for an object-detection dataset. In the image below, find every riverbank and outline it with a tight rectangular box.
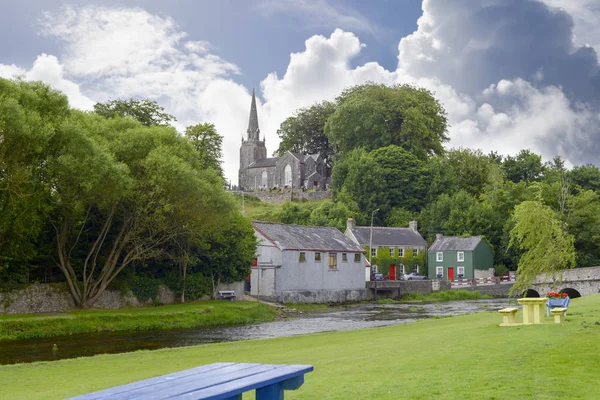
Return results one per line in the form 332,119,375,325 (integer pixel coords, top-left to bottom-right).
3,294,598,399
0,301,278,342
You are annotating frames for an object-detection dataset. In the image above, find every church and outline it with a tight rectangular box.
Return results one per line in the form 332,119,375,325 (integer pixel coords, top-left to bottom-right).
238,90,331,191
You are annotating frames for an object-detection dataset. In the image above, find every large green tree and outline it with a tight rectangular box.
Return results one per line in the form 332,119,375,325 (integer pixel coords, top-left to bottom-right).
502,149,544,183
509,201,576,296
48,112,235,307
325,83,448,159
0,79,69,281
94,98,175,127
184,122,224,178
275,101,336,162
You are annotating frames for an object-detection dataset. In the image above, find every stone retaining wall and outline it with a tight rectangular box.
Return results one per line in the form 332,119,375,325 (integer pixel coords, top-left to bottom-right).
0,281,246,314
279,289,367,303
234,190,331,204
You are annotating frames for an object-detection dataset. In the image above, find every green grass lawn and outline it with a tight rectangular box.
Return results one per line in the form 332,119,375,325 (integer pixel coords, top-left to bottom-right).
2,295,599,399
0,301,277,342
232,194,329,222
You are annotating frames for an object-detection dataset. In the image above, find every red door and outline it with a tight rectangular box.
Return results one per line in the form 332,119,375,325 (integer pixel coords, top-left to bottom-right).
448,267,454,281
389,264,396,281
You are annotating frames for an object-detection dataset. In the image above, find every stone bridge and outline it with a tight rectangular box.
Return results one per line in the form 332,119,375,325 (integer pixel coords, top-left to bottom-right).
525,266,600,298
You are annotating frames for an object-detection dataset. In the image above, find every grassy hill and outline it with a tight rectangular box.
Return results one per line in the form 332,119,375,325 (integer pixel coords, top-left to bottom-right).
232,193,329,222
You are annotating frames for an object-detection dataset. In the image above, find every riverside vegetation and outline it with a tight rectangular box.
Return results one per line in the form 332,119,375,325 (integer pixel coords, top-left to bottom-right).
2,294,598,399
0,301,277,342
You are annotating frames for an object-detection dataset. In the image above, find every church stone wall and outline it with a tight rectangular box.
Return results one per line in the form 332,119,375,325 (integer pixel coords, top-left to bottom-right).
235,190,331,203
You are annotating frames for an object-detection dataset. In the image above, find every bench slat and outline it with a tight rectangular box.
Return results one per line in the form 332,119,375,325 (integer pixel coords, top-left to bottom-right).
113,364,276,400
69,363,237,399
169,365,314,400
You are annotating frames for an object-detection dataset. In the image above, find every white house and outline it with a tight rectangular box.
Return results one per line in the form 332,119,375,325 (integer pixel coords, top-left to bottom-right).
251,222,366,303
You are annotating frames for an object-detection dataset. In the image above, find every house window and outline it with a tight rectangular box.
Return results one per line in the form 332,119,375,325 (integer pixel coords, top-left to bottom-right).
299,252,306,262
436,252,443,262
284,164,292,186
315,252,321,262
436,266,443,277
342,253,348,262
390,247,395,257
371,247,377,257
413,248,419,256
457,266,465,276
457,251,464,262
398,248,404,257
328,253,338,270
400,264,405,274
354,253,361,262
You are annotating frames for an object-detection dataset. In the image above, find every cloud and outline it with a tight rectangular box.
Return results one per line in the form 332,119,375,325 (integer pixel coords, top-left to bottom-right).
257,0,376,34
0,54,94,110
540,0,600,53
398,0,600,105
6,1,600,184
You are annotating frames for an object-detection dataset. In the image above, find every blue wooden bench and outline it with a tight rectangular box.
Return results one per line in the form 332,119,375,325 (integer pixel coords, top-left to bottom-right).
68,362,314,400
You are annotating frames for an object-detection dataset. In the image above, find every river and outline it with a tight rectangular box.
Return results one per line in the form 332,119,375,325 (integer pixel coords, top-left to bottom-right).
0,299,512,365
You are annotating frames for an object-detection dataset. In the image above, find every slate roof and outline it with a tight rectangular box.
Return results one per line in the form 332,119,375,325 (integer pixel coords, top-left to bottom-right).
248,158,278,168
253,222,364,252
350,227,427,247
428,236,482,252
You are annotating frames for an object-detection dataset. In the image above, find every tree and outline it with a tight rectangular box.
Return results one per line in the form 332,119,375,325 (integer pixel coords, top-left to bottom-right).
0,78,70,281
275,101,336,163
325,83,448,159
564,190,600,267
568,164,600,193
502,149,544,183
184,123,224,178
508,201,576,296
193,211,257,298
93,98,175,127
48,113,233,307
443,148,494,198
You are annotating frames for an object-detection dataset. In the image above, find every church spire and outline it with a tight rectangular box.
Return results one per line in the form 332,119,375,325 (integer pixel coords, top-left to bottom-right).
246,89,260,141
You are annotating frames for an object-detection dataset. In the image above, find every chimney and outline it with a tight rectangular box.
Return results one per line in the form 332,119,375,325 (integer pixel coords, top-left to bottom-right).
409,221,418,232
436,233,443,240
346,217,355,231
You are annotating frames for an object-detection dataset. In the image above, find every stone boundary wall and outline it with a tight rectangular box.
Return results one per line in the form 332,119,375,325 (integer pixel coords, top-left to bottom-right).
233,190,331,204
0,281,245,314
457,284,513,297
279,289,367,303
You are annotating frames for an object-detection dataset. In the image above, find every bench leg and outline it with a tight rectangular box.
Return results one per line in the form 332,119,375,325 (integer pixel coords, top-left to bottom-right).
553,313,565,324
256,383,283,400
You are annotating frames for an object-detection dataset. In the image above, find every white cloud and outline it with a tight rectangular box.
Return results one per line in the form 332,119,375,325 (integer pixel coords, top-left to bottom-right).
0,64,26,78
0,54,94,110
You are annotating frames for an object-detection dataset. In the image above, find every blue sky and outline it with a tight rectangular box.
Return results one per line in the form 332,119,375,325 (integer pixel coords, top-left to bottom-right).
1,0,599,183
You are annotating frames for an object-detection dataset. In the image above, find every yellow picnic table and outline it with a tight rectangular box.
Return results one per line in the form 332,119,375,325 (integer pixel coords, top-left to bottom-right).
517,297,548,324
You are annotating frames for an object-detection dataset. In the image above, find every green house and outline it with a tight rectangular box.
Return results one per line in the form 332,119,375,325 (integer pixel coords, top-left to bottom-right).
427,235,494,281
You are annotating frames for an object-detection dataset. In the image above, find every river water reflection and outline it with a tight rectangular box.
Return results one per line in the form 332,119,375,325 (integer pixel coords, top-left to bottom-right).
0,299,513,365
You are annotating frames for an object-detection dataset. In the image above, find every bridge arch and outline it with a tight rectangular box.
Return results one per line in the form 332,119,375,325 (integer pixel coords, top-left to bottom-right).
560,288,581,298
523,289,540,298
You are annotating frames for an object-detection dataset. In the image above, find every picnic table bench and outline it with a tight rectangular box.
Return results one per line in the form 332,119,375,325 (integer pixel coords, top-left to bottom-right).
218,290,236,300
68,362,314,400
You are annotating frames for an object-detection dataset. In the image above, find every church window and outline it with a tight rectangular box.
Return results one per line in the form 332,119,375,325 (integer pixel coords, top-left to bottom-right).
261,170,268,187
284,164,292,186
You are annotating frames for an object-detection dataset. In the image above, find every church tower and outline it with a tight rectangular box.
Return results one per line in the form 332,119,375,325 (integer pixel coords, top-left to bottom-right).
239,89,267,189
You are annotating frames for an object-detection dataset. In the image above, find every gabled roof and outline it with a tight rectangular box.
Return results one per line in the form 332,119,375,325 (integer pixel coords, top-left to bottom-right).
253,222,364,252
428,236,482,252
248,157,278,168
350,227,427,247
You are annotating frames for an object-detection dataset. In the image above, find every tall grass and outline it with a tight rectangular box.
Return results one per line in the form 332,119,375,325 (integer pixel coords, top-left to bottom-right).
0,301,277,342
402,289,493,302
